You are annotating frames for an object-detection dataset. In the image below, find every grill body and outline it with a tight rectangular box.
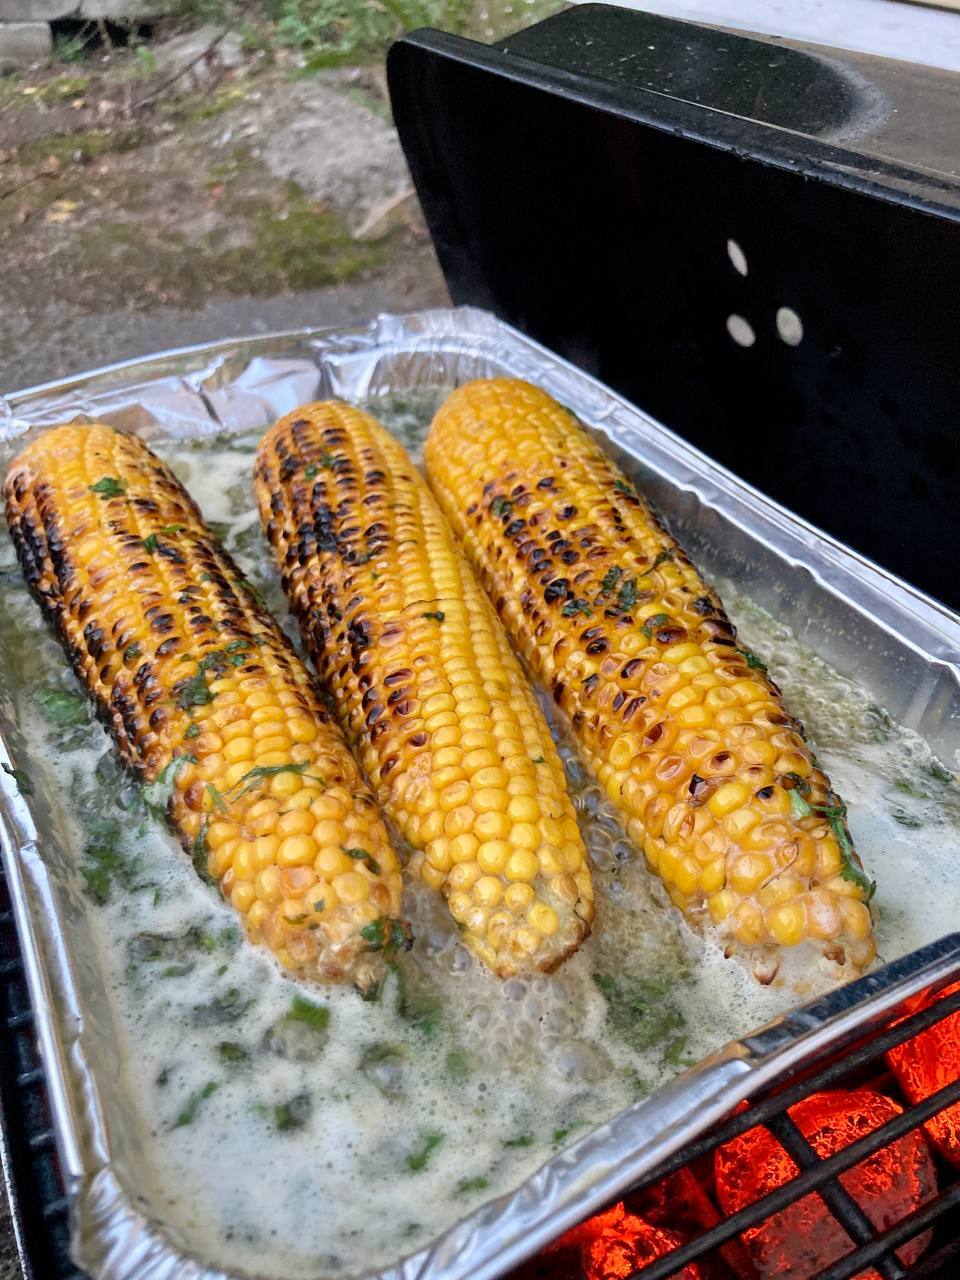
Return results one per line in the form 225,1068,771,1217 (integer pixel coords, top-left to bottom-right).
389,4,960,610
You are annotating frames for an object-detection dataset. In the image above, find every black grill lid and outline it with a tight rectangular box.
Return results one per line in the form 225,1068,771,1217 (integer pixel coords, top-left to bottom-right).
388,4,960,610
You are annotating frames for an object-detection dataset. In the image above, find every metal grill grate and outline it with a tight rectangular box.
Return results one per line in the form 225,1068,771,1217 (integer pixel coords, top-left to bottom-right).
509,985,960,1280
0,860,82,1280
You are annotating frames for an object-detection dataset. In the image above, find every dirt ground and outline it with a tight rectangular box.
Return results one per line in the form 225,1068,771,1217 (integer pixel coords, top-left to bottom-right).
0,33,451,390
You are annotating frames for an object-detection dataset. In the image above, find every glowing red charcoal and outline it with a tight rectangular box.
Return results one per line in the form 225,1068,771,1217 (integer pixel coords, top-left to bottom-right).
887,979,960,1166
714,1089,936,1280
550,1203,703,1280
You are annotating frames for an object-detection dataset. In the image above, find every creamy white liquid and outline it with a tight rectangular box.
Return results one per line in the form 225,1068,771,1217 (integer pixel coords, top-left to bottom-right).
1,399,958,1280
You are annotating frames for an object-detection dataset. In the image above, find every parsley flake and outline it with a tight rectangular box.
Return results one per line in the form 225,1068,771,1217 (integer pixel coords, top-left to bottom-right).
422,611,445,622
89,476,127,498
343,846,382,875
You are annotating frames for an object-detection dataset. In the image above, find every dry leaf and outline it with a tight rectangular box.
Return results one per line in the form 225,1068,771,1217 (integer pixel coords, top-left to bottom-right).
45,199,79,224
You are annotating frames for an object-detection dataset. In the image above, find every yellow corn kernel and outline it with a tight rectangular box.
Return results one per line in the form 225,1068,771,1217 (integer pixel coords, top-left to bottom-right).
708,781,751,818
505,849,539,882
729,852,773,895
332,871,370,904
278,835,318,867
767,901,806,946
474,876,503,907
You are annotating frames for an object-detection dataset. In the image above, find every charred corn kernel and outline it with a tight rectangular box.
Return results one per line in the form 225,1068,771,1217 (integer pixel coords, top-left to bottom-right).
4,422,403,992
255,403,593,978
426,378,876,974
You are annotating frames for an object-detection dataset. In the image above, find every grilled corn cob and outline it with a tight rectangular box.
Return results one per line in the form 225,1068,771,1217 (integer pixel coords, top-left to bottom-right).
4,423,403,991
425,379,877,974
254,402,594,977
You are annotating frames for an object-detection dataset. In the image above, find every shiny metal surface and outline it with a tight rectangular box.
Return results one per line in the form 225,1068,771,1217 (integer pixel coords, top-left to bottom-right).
1,305,959,1280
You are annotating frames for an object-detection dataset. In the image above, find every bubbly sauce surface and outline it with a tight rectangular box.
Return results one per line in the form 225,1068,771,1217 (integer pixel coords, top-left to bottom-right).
1,396,959,1279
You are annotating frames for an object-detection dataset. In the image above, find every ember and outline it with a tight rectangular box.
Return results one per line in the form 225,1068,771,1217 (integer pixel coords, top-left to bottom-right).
887,979,960,1166
714,1089,936,1279
552,1202,703,1280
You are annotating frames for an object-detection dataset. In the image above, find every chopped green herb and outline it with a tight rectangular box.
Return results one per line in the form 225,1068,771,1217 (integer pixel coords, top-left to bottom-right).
391,960,442,1036
175,673,215,711
562,598,592,618
503,1134,534,1149
190,818,212,882
362,918,412,954
866,701,894,743
490,497,512,518
422,611,446,622
599,565,623,594
217,1041,249,1065
161,963,193,979
532,756,545,765
616,578,638,614
662,1037,696,1069
789,789,812,819
552,1127,571,1144
206,783,226,813
304,464,319,481
445,1049,470,1081
225,639,250,653
191,987,253,1026
142,533,159,553
142,755,196,816
407,1131,444,1172
456,1176,489,1196
812,800,876,900
179,653,193,662
274,1092,312,1132
231,761,326,801
289,995,330,1032
371,571,380,581
125,643,142,662
650,549,674,570
613,478,639,500
641,612,669,639
928,761,954,784
184,723,200,740
89,476,127,498
1,763,33,796
81,824,138,906
36,688,87,727
171,1080,218,1129
343,846,382,875
159,524,185,534
741,648,767,671
593,972,685,1054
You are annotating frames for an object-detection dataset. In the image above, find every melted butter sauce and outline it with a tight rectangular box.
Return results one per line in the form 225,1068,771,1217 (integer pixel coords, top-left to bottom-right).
1,397,959,1279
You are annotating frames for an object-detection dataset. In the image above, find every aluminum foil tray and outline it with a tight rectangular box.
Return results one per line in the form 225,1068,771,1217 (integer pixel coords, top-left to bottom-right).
1,305,960,1280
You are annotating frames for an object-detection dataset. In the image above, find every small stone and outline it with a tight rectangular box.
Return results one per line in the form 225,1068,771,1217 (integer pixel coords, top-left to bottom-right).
150,25,244,90
0,22,52,73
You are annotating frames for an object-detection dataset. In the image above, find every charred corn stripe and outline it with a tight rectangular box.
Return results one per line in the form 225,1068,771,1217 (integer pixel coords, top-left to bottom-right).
425,379,876,973
4,423,403,990
254,402,594,978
